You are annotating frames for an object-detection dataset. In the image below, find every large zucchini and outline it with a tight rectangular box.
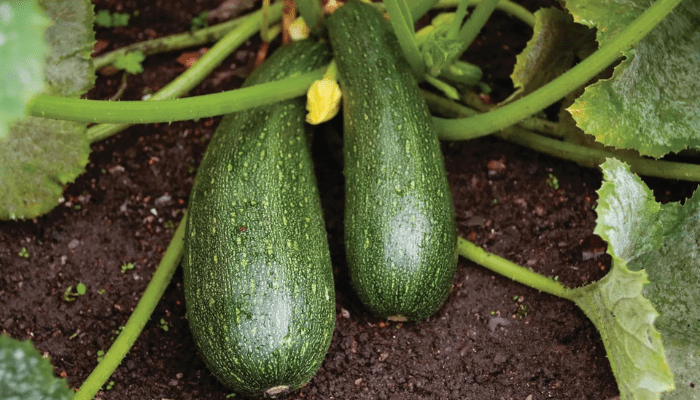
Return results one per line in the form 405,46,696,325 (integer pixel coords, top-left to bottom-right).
182,40,334,397
327,1,458,321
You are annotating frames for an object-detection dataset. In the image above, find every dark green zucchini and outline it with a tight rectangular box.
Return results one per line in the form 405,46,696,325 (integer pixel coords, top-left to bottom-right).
182,40,334,397
327,1,458,322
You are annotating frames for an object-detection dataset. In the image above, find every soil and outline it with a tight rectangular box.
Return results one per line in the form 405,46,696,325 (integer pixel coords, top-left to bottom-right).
1,1,697,399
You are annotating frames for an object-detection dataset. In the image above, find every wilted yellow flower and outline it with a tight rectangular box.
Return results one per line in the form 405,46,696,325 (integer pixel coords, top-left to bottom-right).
306,78,342,125
289,17,309,41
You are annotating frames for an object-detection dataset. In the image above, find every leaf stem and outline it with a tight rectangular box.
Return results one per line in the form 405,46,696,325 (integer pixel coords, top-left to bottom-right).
457,237,575,300
455,0,499,57
91,9,260,71
384,0,426,76
426,92,700,182
31,69,323,128
431,0,535,27
433,0,684,139
73,216,186,400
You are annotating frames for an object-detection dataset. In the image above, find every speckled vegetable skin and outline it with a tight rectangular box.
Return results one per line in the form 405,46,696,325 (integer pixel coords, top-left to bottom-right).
182,40,334,397
327,1,458,322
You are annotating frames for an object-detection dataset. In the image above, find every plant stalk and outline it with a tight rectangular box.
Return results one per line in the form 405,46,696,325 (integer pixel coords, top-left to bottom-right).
426,91,700,182
454,0,499,56
384,0,427,76
433,0,684,138
73,216,186,400
92,13,250,70
457,237,575,300
431,0,535,27
33,69,322,128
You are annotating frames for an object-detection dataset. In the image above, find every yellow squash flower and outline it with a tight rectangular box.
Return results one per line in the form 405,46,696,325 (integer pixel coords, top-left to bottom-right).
305,78,342,125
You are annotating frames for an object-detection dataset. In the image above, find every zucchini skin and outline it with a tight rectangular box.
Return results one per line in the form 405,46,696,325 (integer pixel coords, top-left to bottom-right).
327,1,458,322
182,40,334,397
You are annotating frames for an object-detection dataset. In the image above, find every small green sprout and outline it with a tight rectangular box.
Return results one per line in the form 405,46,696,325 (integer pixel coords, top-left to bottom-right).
515,304,530,319
513,295,519,301
190,11,209,31
120,262,135,274
96,349,105,362
164,220,176,231
63,283,87,302
98,288,106,295
18,247,29,259
110,326,124,341
492,198,498,204
74,204,82,210
546,173,560,190
113,51,146,74
106,380,115,390
160,318,170,332
69,332,79,339
94,10,131,28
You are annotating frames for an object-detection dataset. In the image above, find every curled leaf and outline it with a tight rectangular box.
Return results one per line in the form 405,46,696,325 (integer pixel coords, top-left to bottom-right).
305,78,341,125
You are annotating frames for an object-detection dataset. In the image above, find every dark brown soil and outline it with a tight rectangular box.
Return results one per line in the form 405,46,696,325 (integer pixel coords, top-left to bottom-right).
4,1,694,399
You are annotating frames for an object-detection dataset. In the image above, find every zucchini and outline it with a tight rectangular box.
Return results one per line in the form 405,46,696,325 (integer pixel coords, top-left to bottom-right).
182,40,334,397
327,1,458,322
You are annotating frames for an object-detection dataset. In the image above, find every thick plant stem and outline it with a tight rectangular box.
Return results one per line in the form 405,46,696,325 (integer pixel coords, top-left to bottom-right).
40,70,321,128
384,0,426,76
28,4,284,133
426,92,700,182
457,237,575,300
73,216,186,400
434,0,684,139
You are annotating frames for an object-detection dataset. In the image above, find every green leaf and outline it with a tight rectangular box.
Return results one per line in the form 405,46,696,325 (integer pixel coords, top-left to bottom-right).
113,50,145,74
508,7,595,101
40,0,96,96
111,12,130,27
566,0,700,158
572,158,700,399
93,9,113,28
0,0,95,220
0,334,73,400
0,0,49,140
0,117,90,220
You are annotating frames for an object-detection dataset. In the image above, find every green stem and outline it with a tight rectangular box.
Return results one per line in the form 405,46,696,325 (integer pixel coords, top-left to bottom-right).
92,12,252,71
73,216,186,400
426,92,700,182
459,91,559,137
432,0,535,27
30,4,283,132
455,0,499,56
446,0,469,39
31,69,323,128
434,0,683,139
384,0,426,76
457,237,574,300
496,130,700,182
408,0,442,23
295,0,324,33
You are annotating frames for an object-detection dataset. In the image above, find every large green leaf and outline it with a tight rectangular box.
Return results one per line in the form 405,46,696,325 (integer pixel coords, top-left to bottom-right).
0,334,73,400
572,158,700,400
0,0,95,220
0,1,49,140
566,0,700,158
507,7,595,102
40,0,96,96
0,117,90,219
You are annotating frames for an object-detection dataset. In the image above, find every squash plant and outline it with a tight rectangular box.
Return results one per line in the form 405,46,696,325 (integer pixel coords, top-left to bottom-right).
1,0,698,399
